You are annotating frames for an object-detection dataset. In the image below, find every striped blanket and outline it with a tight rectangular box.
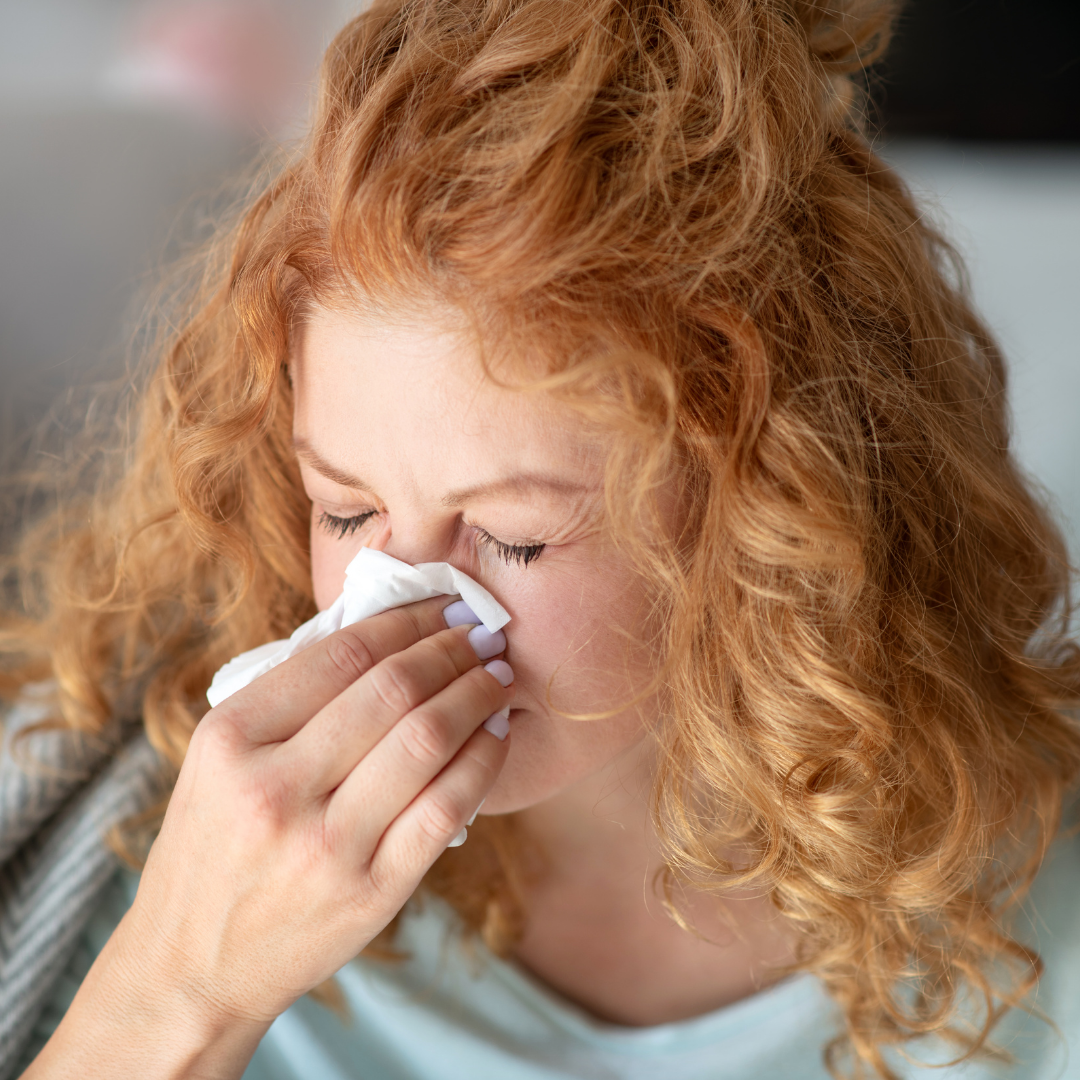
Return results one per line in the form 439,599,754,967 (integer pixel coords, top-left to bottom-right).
0,690,164,1078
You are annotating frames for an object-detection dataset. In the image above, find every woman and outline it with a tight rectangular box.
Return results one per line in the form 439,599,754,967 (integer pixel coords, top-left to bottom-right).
4,0,1080,1077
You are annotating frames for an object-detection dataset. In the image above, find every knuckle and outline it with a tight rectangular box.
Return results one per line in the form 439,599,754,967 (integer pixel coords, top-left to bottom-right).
322,628,378,685
392,603,426,642
397,708,454,768
468,743,506,785
192,707,242,756
433,631,472,674
416,792,464,842
366,658,421,716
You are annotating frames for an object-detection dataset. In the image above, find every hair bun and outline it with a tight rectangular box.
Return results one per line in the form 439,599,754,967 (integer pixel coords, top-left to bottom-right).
786,0,897,72
781,0,897,124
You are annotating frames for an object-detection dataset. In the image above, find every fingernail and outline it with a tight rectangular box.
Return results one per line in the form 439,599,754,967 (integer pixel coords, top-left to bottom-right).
444,599,480,628
467,799,485,826
468,625,506,660
447,827,468,847
483,712,510,740
483,659,514,687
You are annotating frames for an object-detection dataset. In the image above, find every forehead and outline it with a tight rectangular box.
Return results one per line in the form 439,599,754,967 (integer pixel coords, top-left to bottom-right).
291,304,605,489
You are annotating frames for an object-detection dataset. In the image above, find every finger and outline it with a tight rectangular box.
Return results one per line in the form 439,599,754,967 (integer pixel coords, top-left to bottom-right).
366,722,510,883
277,624,504,796
210,595,463,745
326,659,512,849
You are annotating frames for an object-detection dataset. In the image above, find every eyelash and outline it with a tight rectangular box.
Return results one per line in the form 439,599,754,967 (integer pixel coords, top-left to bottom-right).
315,512,545,567
476,529,545,568
317,510,377,539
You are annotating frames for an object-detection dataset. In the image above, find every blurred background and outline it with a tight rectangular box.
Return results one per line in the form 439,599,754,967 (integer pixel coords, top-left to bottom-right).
1,0,1078,549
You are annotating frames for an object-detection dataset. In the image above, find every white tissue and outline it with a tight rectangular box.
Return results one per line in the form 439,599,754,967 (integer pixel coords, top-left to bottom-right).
206,547,510,708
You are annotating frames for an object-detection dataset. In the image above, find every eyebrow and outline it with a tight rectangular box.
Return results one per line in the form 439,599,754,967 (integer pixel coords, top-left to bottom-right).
293,437,366,489
292,436,596,505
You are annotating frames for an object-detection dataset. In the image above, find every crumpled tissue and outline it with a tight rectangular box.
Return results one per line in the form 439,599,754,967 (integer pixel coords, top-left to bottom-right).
207,547,510,706
205,547,510,849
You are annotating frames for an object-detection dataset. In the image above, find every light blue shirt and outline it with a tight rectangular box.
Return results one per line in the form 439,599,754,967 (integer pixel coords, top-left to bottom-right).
20,827,1080,1079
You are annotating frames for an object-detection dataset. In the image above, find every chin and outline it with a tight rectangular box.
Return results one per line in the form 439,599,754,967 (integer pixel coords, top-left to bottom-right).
477,789,551,818
475,708,566,815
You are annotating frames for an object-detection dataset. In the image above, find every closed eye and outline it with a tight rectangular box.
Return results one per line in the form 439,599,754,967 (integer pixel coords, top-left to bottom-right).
317,511,544,567
317,510,377,539
476,528,545,568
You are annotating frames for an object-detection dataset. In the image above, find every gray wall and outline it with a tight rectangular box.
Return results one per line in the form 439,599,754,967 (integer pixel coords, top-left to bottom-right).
886,141,1080,553
0,108,244,449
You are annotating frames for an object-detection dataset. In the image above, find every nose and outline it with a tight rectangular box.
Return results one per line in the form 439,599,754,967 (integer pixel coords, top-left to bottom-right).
373,516,460,569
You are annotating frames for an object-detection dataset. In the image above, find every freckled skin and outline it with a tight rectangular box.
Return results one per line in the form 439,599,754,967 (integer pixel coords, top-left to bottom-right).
293,305,657,816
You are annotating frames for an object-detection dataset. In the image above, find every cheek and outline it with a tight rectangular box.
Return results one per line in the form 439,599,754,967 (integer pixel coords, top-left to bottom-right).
502,557,651,715
487,583,652,811
479,556,656,808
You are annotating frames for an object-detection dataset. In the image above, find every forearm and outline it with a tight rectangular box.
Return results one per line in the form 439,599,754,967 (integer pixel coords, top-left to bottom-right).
21,915,270,1080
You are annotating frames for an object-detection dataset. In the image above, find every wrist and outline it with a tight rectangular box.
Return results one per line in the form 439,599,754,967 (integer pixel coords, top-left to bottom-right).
24,910,271,1080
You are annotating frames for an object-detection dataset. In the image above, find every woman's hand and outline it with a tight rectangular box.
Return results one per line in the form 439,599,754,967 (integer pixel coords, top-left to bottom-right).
26,596,512,1079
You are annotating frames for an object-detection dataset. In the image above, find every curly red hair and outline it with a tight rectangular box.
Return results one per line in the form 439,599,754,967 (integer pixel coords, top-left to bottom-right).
4,2,1080,1077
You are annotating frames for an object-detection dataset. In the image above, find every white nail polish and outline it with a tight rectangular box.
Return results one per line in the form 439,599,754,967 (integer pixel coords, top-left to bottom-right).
467,798,485,826
483,713,510,740
443,599,481,628
483,659,514,687
448,827,468,847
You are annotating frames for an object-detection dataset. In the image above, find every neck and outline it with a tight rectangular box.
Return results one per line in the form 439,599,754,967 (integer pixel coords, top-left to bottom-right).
517,735,658,880
510,738,800,1027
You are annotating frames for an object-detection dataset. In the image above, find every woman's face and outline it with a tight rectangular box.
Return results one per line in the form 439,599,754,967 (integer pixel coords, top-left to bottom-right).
292,305,657,815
